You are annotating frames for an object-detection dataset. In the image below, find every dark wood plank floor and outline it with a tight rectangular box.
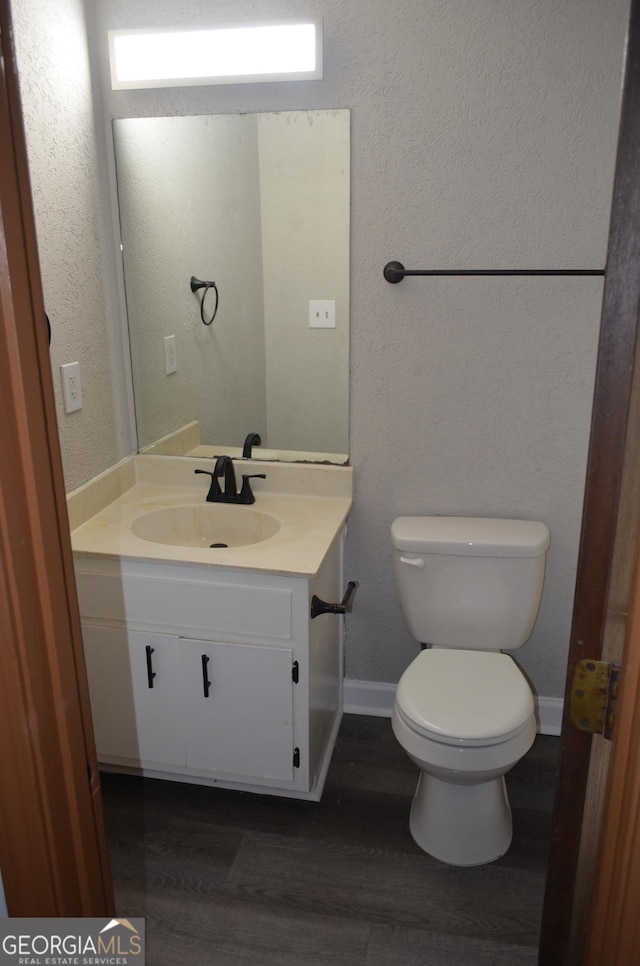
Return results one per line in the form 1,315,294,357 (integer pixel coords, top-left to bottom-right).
101,715,559,965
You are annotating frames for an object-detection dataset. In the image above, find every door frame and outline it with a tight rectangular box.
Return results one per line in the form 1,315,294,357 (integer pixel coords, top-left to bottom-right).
539,0,640,960
586,533,640,962
0,0,114,914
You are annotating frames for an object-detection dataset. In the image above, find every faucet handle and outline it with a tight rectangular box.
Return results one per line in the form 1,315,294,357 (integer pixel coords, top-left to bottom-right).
238,473,266,505
194,468,222,501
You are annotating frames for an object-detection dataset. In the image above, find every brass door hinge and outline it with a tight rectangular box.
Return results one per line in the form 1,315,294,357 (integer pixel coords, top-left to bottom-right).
570,659,621,740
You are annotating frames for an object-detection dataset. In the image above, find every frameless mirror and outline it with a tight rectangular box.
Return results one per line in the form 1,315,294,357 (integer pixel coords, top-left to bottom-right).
113,109,350,463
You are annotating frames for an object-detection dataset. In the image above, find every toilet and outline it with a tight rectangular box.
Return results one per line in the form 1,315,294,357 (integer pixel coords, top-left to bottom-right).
390,515,551,866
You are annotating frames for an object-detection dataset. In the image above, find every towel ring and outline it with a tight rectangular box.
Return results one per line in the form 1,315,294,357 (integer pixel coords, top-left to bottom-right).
190,276,219,326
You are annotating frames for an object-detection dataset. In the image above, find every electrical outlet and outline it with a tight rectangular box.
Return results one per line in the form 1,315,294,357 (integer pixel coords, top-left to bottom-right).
309,300,336,328
61,361,83,413
164,335,177,374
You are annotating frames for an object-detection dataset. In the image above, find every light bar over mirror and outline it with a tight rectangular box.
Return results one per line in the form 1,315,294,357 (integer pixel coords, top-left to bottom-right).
108,20,323,90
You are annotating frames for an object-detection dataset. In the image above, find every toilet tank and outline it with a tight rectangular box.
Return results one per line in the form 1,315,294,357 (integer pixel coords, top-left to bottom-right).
391,516,551,651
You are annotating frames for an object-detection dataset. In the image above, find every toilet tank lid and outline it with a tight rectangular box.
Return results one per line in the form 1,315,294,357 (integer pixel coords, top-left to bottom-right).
391,516,551,557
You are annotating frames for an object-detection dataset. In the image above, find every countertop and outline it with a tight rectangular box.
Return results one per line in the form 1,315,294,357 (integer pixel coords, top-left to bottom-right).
69,455,353,578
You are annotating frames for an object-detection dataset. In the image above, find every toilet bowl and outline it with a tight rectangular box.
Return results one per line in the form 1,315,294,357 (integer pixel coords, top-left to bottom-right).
392,648,536,865
390,515,550,866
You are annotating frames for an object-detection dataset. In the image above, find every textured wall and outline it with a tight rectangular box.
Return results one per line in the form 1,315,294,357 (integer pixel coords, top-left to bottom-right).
19,0,630,700
11,0,132,491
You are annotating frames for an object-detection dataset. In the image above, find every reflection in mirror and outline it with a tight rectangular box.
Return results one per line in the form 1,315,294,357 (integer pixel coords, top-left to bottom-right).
113,109,350,463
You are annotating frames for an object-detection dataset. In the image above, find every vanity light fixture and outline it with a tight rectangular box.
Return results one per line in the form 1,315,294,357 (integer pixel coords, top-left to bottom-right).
108,20,323,90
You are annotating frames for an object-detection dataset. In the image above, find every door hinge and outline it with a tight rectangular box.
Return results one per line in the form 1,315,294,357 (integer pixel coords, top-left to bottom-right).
570,659,621,740
293,747,300,768
292,661,299,683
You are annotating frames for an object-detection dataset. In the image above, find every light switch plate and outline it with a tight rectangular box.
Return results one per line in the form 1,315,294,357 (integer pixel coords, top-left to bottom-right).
164,334,177,374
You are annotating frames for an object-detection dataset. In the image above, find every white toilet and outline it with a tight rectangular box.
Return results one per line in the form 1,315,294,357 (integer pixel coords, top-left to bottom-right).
390,515,551,867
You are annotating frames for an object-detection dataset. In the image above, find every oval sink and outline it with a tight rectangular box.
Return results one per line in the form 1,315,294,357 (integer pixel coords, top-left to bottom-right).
131,504,281,548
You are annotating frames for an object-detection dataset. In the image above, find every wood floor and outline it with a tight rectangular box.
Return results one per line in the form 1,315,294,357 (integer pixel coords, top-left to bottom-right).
101,714,559,965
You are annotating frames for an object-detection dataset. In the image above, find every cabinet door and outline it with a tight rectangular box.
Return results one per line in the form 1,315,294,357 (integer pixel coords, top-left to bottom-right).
180,639,295,782
82,624,185,767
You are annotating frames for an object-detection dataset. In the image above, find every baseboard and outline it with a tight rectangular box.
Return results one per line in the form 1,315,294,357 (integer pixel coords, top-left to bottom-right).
343,678,564,737
535,696,563,736
343,678,397,718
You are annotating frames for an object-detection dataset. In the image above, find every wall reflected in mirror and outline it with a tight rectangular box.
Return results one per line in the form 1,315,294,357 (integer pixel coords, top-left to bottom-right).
113,109,350,463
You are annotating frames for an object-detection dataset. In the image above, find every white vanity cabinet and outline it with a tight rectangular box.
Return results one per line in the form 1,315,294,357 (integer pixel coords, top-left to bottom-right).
82,628,295,782
74,532,345,800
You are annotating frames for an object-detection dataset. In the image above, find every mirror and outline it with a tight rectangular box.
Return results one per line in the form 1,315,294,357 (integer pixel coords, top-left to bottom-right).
113,109,350,463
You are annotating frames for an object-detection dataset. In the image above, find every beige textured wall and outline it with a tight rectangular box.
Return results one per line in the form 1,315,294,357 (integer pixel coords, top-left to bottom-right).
15,0,630,699
11,0,132,491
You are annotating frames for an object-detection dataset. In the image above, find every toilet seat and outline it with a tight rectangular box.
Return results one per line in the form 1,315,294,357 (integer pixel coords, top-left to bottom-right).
395,649,534,746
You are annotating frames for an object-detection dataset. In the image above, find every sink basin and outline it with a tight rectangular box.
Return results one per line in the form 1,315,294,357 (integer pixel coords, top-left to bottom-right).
131,504,281,548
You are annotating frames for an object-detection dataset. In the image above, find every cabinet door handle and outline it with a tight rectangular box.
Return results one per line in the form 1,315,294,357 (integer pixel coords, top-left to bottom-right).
145,645,156,688
201,654,211,698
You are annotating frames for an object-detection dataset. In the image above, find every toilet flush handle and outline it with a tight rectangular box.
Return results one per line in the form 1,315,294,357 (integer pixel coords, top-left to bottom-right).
400,555,425,568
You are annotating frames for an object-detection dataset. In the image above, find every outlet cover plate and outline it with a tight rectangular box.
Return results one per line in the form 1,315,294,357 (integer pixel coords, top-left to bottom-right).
61,361,83,413
309,300,336,328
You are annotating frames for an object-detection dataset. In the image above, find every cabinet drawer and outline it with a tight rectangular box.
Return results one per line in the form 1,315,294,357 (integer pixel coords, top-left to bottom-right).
75,571,293,639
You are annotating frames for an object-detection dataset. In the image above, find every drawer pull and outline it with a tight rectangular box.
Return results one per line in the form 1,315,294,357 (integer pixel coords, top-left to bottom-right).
201,654,211,698
145,645,156,689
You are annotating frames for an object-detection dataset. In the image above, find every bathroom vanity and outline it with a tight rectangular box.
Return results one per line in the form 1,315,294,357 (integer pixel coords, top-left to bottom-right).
69,455,353,800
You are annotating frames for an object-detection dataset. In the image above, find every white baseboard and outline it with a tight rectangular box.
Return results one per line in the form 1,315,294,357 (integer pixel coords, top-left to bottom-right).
343,678,397,718
344,678,563,737
535,696,563,736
